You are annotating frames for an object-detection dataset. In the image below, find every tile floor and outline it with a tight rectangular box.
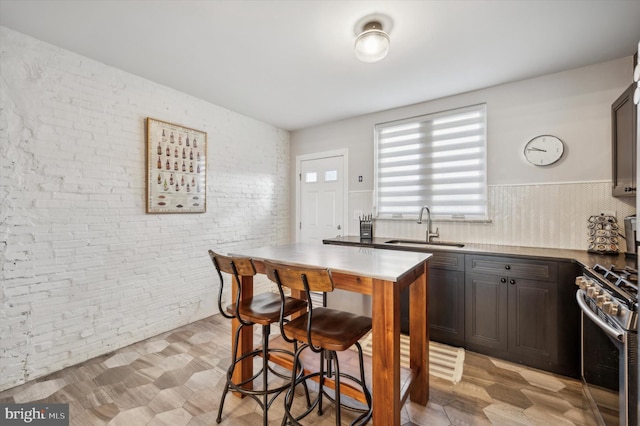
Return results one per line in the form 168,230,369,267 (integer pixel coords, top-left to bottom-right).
0,314,598,425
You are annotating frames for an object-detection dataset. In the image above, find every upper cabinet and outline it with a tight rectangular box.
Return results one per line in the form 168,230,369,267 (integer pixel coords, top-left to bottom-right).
612,83,638,198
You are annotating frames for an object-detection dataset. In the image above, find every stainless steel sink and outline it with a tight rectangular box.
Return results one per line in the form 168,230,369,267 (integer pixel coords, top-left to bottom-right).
384,239,465,248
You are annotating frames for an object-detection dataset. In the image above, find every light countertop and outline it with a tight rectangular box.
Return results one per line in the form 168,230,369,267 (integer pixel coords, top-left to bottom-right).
232,242,431,282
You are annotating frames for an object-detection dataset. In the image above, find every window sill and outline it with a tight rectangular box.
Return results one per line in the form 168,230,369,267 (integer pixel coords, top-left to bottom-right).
375,217,493,224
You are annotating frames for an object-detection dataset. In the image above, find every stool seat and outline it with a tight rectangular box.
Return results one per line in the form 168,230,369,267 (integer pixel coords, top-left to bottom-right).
227,292,307,325
284,307,372,352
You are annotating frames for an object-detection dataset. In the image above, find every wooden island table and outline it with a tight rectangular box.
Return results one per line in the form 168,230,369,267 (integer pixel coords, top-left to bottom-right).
230,243,431,426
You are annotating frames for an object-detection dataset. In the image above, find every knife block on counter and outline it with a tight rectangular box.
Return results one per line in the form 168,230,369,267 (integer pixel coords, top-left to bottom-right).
360,219,373,242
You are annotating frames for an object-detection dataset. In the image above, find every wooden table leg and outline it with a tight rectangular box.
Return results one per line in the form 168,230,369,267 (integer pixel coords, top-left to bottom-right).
372,278,401,425
231,274,253,396
409,260,429,404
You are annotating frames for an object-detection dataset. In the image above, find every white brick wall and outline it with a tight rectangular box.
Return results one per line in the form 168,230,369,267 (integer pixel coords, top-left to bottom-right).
0,26,290,391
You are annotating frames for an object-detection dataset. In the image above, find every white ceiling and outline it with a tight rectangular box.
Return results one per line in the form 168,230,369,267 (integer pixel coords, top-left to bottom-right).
1,0,639,131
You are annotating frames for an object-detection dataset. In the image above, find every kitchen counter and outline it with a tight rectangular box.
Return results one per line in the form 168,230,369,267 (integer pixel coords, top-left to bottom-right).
324,236,636,380
323,236,637,270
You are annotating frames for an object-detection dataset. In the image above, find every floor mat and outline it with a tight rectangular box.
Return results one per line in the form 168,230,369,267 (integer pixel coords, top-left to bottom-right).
357,333,465,384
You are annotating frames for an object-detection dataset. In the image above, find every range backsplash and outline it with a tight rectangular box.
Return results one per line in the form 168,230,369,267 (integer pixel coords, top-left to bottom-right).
349,182,636,251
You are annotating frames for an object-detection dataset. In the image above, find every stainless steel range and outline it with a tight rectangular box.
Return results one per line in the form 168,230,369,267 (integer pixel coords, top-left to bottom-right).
576,264,638,426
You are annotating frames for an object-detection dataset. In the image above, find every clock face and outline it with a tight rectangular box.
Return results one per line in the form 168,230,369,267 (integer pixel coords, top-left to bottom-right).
524,135,564,166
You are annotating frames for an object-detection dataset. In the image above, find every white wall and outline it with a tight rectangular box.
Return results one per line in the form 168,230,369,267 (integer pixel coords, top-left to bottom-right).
291,57,636,249
0,26,290,391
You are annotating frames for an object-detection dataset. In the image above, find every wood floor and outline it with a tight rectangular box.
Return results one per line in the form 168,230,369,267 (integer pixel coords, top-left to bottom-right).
0,314,598,425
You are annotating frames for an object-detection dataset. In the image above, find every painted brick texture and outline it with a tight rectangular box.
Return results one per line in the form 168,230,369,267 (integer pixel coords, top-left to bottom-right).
0,26,290,391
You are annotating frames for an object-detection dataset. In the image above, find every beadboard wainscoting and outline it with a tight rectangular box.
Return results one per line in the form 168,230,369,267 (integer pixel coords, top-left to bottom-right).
349,182,635,251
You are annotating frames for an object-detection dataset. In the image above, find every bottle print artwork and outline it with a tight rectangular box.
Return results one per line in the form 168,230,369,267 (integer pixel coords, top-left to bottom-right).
148,119,206,213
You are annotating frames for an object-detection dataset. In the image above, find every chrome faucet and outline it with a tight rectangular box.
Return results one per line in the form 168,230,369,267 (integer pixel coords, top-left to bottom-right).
417,206,439,243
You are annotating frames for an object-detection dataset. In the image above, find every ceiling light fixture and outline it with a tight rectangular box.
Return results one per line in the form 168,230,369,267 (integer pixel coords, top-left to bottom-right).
354,16,391,63
355,21,389,63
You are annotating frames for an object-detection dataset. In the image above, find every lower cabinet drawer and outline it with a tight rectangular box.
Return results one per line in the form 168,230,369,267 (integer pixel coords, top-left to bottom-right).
465,254,558,282
429,252,465,271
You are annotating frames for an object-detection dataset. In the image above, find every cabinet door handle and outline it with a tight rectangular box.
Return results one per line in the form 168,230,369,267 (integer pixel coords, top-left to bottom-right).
504,265,511,270
510,279,516,285
500,278,507,283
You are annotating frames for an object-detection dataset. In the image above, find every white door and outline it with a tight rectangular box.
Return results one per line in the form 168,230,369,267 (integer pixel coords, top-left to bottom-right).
299,155,344,243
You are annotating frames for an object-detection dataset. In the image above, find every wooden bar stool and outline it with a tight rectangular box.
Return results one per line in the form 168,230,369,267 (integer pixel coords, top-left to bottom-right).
209,250,309,426
263,260,373,426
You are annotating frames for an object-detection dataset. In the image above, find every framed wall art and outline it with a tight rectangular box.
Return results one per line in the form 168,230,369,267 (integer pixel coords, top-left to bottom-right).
146,117,207,213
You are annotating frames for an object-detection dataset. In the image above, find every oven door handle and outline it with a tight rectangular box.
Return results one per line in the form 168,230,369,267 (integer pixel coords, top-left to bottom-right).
575,290,624,343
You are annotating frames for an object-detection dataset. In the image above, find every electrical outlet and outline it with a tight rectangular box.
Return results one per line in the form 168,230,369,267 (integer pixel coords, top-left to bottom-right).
601,210,617,218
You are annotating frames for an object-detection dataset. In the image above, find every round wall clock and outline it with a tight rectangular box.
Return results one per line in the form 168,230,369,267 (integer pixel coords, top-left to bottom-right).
524,135,565,166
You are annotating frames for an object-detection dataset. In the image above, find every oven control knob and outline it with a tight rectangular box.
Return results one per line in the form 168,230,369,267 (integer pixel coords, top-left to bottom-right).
596,294,609,307
575,276,592,290
602,301,619,316
587,286,601,298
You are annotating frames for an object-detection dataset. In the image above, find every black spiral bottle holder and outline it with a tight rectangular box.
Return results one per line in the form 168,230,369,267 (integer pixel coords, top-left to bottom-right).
587,214,620,255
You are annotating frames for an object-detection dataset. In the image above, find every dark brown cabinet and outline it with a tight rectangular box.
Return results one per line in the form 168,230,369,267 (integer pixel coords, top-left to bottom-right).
612,83,637,197
401,251,465,347
465,255,558,371
465,273,508,351
507,278,557,365
324,237,582,378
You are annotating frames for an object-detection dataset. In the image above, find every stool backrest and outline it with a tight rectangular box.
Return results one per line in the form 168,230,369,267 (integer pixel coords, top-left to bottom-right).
263,260,334,293
209,251,256,277
208,250,256,320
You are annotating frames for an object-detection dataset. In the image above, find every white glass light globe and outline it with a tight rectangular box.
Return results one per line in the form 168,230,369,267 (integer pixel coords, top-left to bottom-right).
355,28,390,63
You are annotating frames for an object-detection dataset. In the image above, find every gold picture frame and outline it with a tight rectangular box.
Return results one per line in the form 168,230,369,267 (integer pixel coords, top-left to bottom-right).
146,117,207,213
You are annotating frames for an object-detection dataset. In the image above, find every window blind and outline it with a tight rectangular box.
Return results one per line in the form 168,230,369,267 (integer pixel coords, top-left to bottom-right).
374,104,487,220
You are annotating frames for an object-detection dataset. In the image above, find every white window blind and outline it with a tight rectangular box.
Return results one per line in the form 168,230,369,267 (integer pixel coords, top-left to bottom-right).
374,104,487,220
